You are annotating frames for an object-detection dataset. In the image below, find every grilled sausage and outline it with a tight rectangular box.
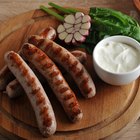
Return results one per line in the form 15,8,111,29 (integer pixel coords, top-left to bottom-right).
5,50,87,99
4,51,56,136
21,43,83,122
38,39,96,98
0,27,56,91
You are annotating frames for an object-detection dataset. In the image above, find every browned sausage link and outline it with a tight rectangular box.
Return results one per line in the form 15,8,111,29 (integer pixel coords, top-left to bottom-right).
4,51,56,136
21,43,83,122
28,27,56,47
39,27,57,41
39,39,96,98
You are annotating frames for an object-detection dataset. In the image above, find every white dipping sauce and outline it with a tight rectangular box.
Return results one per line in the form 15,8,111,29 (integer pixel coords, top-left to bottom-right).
95,41,140,73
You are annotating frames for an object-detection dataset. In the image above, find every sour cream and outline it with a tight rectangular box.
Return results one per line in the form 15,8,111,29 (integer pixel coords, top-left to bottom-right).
95,41,140,73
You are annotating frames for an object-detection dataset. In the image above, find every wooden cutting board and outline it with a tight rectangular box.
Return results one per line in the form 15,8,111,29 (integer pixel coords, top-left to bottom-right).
0,8,140,140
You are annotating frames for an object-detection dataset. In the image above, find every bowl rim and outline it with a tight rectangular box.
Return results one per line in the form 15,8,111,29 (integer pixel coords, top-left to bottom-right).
92,35,140,75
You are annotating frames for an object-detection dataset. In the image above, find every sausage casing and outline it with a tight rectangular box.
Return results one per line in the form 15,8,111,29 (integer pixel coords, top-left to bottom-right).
39,39,96,98
4,51,56,136
21,43,83,122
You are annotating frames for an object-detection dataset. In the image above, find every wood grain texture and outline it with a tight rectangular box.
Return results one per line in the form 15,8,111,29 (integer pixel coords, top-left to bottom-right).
0,0,140,140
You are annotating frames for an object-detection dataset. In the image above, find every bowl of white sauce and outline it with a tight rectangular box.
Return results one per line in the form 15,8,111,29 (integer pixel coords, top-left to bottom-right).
93,35,140,85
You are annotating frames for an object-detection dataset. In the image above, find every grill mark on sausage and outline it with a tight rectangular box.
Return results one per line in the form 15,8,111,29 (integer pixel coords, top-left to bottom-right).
80,77,89,87
43,116,52,127
23,44,37,56
39,28,51,38
41,62,53,70
82,85,92,94
63,93,74,101
61,54,70,63
44,42,53,52
30,88,40,95
86,88,92,94
9,53,22,67
59,87,69,94
35,53,46,62
54,79,63,86
26,75,36,87
69,60,78,70
36,92,46,105
42,107,52,127
68,60,79,73
52,47,62,56
49,70,59,77
51,34,56,41
21,67,28,76
40,106,48,115
69,102,78,108
75,67,84,77
72,107,82,116
71,66,80,74
28,35,44,46
70,107,81,121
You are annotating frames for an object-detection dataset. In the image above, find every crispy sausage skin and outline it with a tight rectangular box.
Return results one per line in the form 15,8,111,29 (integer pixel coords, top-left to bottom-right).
21,43,83,122
4,51,56,137
38,39,96,98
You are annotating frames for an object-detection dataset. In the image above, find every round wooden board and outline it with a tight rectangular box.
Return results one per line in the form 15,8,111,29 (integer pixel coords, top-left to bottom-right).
0,8,140,140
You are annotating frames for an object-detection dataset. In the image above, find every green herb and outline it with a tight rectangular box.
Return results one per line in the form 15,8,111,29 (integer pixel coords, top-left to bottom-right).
82,7,140,54
40,3,79,22
40,5,64,21
90,7,140,42
48,2,78,14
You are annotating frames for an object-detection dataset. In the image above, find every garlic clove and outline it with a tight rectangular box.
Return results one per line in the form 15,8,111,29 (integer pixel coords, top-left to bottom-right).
81,22,91,29
79,29,89,36
58,32,68,40
64,23,73,29
65,34,73,43
57,24,65,33
75,17,82,24
74,32,86,42
74,23,82,29
75,12,84,19
66,27,74,33
64,15,75,24
82,15,91,23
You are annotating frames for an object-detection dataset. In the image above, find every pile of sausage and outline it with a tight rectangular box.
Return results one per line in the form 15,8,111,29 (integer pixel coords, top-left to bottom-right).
0,27,96,137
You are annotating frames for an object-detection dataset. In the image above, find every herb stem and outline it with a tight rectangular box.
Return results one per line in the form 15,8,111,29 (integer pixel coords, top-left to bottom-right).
40,5,64,22
48,2,79,14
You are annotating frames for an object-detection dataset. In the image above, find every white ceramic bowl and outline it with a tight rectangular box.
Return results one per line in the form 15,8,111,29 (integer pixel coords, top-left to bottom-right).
92,35,140,85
